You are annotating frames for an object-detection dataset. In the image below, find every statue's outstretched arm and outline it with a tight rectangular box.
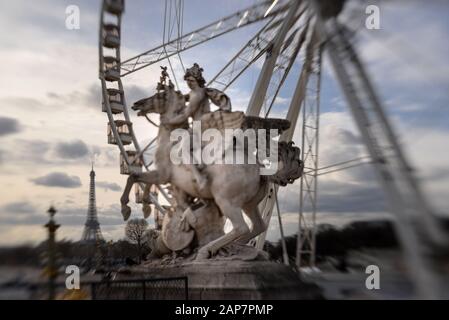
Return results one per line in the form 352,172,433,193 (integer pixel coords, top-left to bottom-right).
206,88,232,111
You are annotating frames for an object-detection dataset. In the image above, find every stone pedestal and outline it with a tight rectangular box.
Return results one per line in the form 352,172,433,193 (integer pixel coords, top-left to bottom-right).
129,260,323,300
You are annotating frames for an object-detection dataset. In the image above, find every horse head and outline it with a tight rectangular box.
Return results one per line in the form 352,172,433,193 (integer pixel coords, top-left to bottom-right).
132,84,185,119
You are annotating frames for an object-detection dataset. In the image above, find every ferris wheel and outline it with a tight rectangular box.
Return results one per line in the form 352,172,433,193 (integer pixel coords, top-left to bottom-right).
98,0,448,298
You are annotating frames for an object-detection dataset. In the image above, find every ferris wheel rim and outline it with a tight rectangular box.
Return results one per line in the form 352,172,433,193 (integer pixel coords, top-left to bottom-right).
99,0,173,213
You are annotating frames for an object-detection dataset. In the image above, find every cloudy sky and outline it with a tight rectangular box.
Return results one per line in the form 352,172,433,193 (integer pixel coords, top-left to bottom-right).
0,0,448,246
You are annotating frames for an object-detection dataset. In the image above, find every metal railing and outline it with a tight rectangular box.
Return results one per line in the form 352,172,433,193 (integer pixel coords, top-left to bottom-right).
27,276,188,300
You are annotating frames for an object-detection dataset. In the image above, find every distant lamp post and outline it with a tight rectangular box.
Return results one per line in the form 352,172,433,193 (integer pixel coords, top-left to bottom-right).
44,206,60,300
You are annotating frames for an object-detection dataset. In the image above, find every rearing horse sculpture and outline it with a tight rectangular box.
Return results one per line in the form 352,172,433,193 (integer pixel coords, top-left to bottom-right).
120,84,302,260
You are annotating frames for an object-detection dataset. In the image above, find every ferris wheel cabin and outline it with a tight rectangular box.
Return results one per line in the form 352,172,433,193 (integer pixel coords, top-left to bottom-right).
107,120,133,145
104,0,124,15
102,23,121,49
103,56,120,82
120,150,142,175
102,88,124,113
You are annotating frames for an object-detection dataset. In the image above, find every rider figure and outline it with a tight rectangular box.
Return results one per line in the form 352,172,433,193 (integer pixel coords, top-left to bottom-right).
163,63,232,192
160,66,169,86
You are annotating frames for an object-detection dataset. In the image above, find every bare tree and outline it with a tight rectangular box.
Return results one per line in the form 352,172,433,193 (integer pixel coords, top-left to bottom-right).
125,218,148,263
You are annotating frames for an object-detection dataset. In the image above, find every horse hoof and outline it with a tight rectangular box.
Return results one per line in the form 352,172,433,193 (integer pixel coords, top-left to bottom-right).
122,205,131,221
195,249,210,261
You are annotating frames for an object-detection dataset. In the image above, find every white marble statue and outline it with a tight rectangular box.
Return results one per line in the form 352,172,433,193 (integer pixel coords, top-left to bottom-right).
165,63,231,191
120,64,303,261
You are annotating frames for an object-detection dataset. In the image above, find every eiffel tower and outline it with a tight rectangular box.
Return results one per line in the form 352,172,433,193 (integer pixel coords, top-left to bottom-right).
81,164,104,242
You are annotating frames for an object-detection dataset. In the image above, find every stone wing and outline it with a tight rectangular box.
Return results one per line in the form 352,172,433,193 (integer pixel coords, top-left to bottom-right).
200,111,246,132
200,111,290,134
242,116,291,134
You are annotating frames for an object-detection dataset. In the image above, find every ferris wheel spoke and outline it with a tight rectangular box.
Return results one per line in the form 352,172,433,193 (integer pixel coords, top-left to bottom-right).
130,137,157,166
155,185,175,206
263,20,312,118
208,5,308,92
119,1,291,77
246,0,305,117
254,17,320,250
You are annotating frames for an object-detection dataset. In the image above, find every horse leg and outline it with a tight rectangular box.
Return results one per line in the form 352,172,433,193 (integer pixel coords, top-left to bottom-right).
120,171,166,220
120,174,138,220
236,203,266,244
236,181,268,244
196,198,249,260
